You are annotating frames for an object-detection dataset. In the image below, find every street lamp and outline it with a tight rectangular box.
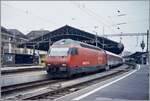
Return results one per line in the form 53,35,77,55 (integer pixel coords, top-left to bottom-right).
102,26,105,49
94,26,98,47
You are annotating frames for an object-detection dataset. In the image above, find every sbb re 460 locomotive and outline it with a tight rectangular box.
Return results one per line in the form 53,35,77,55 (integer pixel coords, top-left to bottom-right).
45,39,123,78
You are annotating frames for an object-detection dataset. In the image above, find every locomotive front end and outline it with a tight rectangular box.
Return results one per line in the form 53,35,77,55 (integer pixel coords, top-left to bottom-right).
45,45,78,78
45,47,70,77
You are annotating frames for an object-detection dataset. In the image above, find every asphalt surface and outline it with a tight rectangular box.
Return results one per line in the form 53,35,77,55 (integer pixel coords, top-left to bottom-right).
54,65,149,101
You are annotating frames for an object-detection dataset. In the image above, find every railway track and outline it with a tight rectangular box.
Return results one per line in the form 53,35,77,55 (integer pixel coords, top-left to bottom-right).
24,65,132,100
1,79,61,93
2,64,135,100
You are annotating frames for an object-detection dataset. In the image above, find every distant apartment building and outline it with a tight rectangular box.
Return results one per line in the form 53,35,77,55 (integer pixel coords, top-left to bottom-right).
1,26,28,54
1,26,48,54
26,30,50,40
1,26,48,66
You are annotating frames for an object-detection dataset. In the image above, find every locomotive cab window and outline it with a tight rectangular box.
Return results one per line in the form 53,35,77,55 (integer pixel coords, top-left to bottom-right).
68,48,78,55
48,47,69,56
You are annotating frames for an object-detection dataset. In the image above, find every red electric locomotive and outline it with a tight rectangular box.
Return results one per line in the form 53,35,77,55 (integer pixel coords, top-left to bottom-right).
45,39,123,78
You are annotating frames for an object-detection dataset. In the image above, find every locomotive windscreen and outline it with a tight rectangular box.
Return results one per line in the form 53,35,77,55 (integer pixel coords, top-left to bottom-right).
48,48,69,56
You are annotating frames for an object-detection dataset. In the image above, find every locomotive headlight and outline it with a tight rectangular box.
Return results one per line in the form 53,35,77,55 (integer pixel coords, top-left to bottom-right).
47,64,51,66
62,63,67,66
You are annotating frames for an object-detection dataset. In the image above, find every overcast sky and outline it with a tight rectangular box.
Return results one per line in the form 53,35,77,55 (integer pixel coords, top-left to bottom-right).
1,1,149,53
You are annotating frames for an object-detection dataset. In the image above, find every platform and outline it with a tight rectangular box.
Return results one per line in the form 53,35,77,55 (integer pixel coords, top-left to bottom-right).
1,65,44,74
55,65,149,101
1,70,48,87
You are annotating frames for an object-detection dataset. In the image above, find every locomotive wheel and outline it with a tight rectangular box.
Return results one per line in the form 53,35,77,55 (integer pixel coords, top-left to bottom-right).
105,65,110,71
66,71,72,79
66,74,71,79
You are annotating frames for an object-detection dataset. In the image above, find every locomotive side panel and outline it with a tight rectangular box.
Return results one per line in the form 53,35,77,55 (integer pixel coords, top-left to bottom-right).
68,47,98,74
68,47,107,74
97,50,107,66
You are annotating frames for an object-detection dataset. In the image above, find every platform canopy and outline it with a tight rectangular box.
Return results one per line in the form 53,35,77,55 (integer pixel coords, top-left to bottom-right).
19,25,124,54
124,52,148,58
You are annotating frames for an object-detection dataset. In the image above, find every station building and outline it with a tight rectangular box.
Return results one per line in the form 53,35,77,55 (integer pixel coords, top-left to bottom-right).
124,51,149,65
1,26,47,66
1,26,28,54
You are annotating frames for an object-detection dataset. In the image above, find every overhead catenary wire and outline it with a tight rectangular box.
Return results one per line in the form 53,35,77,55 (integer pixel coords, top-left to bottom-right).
2,3,58,26
78,3,116,27
2,2,148,35
71,2,143,34
70,1,116,34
